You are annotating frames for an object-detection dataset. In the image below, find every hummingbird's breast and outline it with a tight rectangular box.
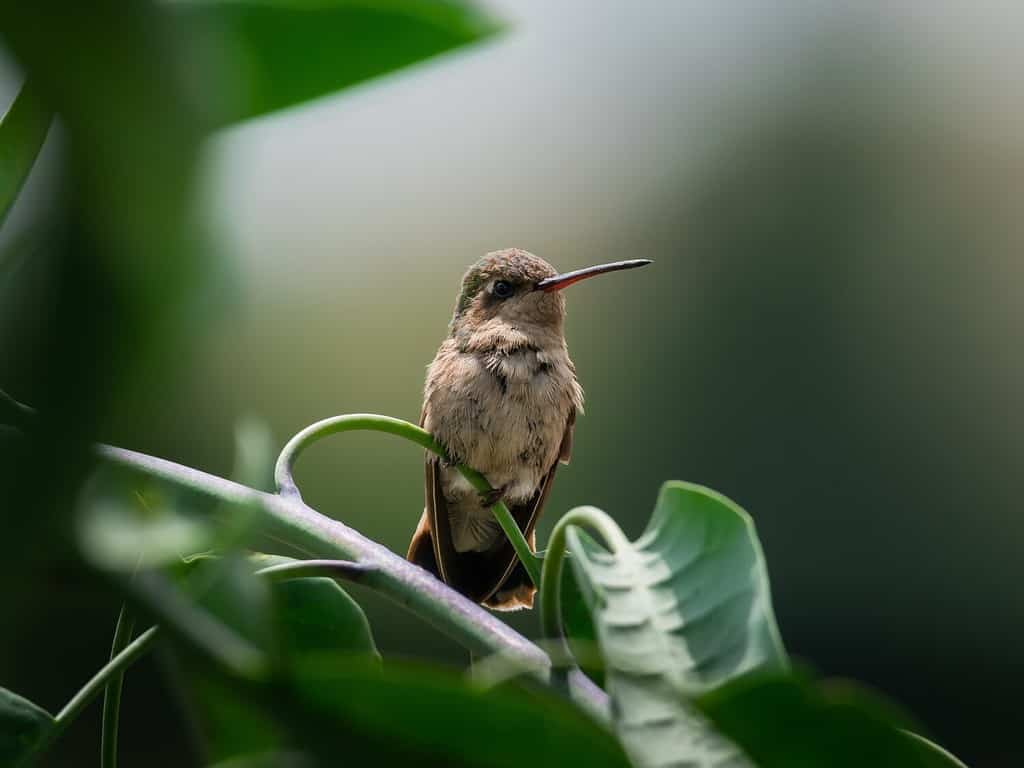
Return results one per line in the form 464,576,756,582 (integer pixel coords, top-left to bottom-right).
423,335,583,553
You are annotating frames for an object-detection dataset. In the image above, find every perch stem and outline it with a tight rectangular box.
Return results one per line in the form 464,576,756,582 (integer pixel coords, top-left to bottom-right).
95,441,607,720
274,413,542,587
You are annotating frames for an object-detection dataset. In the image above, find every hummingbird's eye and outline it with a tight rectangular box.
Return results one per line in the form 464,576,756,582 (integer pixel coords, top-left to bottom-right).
492,280,514,299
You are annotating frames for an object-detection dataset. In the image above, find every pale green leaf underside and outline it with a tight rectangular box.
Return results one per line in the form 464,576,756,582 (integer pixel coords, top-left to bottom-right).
567,481,787,768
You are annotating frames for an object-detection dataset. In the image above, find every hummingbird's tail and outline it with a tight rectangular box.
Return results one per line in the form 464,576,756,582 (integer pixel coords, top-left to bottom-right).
406,509,536,611
483,557,535,611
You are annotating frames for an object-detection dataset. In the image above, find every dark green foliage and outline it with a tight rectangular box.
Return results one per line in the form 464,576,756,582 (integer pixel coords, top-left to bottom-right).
696,670,967,768
173,0,503,127
255,555,380,662
0,688,53,766
0,2,971,767
287,656,631,768
0,80,50,226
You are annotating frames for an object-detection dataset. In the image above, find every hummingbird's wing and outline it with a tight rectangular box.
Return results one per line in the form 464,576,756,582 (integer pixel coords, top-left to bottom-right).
408,409,577,609
483,408,575,610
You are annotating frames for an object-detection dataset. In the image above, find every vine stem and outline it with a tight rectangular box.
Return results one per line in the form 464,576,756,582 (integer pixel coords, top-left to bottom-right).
274,413,542,587
100,606,135,768
43,627,160,750
254,558,372,582
539,506,629,667
94,441,608,720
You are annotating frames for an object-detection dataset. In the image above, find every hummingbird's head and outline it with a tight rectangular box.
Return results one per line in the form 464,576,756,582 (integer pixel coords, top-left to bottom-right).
449,248,651,346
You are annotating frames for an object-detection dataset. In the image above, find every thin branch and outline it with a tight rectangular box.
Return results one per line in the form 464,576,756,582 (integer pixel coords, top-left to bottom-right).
101,606,135,768
254,558,373,583
95,440,608,719
45,627,160,748
274,413,542,588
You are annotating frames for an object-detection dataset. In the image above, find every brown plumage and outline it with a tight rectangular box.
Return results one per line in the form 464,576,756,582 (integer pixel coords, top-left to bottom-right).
407,248,650,610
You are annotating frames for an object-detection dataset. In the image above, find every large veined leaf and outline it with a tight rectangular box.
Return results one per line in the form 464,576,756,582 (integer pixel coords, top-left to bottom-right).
0,687,54,767
695,670,970,768
173,0,504,127
565,481,788,767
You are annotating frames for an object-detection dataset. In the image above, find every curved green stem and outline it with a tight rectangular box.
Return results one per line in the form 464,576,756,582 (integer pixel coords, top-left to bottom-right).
274,413,541,588
539,506,630,666
45,627,160,749
100,606,135,768
254,558,372,583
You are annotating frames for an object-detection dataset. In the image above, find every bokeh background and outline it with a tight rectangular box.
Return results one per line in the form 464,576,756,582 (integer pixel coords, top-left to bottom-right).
2,1,1021,765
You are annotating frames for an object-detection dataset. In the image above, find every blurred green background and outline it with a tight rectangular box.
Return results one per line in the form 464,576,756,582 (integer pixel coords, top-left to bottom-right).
2,1,1021,765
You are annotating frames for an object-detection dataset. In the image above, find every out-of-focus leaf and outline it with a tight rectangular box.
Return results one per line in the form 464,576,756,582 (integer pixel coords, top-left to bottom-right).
205,752,313,768
251,554,379,662
76,469,215,571
565,481,787,767
230,419,274,492
173,0,504,127
0,0,212,608
175,553,378,762
190,674,285,764
695,670,968,768
0,687,54,766
289,655,631,768
0,80,52,226
188,555,278,656
154,572,622,766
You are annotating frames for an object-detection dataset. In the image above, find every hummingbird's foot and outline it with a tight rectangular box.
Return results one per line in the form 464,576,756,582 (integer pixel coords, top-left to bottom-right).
479,485,508,508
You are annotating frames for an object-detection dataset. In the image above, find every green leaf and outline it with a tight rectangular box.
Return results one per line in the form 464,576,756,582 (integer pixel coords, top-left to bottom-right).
250,554,379,662
180,554,378,762
0,687,55,766
175,0,504,127
76,469,215,572
0,80,52,226
289,656,631,768
205,753,314,768
189,674,286,763
695,670,969,768
189,555,278,657
565,481,787,767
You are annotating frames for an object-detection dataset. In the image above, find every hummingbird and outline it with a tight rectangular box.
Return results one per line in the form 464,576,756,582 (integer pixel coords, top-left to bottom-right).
406,248,651,610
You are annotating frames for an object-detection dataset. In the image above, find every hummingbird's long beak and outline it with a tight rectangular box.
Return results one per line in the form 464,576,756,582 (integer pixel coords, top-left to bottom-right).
534,259,653,292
